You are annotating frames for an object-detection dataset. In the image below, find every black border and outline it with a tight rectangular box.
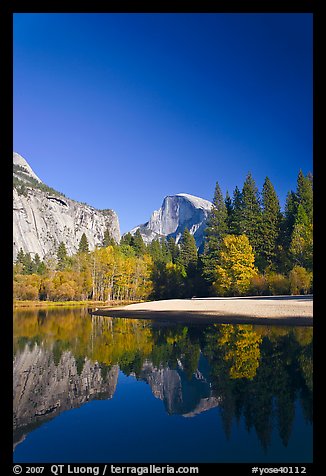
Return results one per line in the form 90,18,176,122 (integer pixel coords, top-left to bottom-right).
1,1,320,474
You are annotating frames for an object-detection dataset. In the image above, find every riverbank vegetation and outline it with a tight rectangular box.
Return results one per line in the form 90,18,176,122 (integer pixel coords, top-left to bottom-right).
13,300,135,309
13,170,313,302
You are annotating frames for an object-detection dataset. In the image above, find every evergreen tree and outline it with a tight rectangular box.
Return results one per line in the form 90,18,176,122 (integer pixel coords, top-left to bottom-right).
33,253,41,269
239,173,262,256
260,177,282,269
161,238,172,263
102,229,116,247
130,229,146,256
21,252,34,274
36,261,47,275
289,205,313,270
205,181,228,255
178,228,198,272
225,190,233,233
167,236,179,263
148,239,164,263
296,170,313,223
229,186,243,235
178,228,198,297
150,261,186,300
78,233,89,253
120,232,133,246
283,191,298,248
57,242,68,270
202,181,228,286
280,171,313,272
32,253,45,274
16,248,25,265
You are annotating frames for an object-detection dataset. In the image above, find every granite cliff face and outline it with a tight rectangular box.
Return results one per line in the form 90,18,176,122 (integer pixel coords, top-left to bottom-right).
13,152,120,260
138,357,221,416
13,343,119,446
129,193,212,248
13,346,219,447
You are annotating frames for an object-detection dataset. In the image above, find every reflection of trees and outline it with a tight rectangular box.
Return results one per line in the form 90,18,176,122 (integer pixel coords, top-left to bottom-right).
14,309,312,450
150,326,201,380
206,324,262,380
203,325,313,449
14,309,153,371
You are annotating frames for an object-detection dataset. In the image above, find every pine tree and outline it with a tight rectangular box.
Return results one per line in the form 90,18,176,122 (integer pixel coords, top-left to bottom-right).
225,190,233,233
36,261,47,275
202,181,228,286
229,186,243,235
283,191,298,243
161,238,172,263
178,228,198,297
32,254,42,274
16,248,25,265
167,236,179,263
120,232,133,246
289,205,313,270
281,171,313,271
149,239,164,263
205,181,228,256
78,233,89,253
57,242,68,270
102,229,116,247
260,177,282,269
296,170,313,223
239,173,262,254
179,228,198,272
130,229,146,256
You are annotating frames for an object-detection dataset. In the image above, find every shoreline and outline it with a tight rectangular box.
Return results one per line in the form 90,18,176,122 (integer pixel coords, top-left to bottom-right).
13,300,138,309
91,295,313,327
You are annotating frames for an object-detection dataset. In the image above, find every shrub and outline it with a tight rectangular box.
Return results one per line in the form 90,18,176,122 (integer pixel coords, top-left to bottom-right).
249,274,269,295
13,274,41,300
51,282,77,301
289,266,312,295
266,272,290,295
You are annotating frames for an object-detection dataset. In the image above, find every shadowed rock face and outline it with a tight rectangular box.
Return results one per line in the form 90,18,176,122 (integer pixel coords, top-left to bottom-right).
129,193,212,248
13,344,119,445
13,152,120,260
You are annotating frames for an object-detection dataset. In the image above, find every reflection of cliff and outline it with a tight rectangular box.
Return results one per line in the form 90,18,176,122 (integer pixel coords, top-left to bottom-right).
13,309,313,454
138,355,221,416
13,343,119,444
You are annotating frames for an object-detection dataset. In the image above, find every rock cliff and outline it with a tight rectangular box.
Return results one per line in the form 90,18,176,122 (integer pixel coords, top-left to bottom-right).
129,193,212,248
13,152,120,260
13,343,119,446
138,358,221,416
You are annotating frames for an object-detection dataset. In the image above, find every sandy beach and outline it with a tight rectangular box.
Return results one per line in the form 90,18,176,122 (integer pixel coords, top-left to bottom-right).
92,295,313,326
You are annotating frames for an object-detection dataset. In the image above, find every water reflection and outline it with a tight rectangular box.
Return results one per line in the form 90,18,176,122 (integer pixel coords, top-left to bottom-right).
13,308,313,458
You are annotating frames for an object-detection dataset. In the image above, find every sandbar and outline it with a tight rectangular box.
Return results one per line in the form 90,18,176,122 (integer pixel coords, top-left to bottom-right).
91,295,313,326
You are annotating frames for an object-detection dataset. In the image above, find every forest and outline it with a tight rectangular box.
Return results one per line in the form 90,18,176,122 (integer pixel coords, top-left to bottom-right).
13,170,313,302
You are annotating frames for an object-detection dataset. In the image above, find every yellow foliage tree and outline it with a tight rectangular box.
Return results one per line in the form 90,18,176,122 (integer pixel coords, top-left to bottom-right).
217,324,262,380
289,266,312,295
213,234,258,296
13,274,41,300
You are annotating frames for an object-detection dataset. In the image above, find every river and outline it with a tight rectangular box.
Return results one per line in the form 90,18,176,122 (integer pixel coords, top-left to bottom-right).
13,306,313,463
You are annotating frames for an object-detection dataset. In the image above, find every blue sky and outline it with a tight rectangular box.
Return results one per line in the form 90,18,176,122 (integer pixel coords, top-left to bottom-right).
13,13,313,234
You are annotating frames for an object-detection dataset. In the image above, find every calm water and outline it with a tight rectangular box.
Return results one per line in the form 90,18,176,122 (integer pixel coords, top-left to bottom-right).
13,307,313,463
